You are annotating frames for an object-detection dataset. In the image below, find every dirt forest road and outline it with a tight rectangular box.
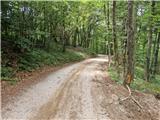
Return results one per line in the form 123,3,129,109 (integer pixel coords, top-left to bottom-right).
2,56,160,120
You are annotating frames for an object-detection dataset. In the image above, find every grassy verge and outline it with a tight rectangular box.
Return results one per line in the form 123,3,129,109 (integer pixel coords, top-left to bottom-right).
1,48,92,83
108,66,160,94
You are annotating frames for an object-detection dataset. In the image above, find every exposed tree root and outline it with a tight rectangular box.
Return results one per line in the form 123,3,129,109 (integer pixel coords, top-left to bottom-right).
120,85,143,109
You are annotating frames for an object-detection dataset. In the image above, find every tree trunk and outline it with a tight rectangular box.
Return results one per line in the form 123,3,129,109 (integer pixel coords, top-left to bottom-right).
107,2,111,67
112,1,118,66
145,1,155,81
122,18,127,79
153,32,160,76
124,0,135,86
73,28,78,47
62,4,66,52
150,32,158,76
104,2,111,66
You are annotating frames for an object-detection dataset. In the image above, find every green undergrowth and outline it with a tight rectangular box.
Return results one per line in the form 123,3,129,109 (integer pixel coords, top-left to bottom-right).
18,49,86,71
132,66,160,94
108,66,160,94
1,48,90,83
108,67,123,84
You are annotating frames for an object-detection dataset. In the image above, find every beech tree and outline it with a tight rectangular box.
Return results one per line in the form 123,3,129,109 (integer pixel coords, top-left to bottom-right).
124,0,135,86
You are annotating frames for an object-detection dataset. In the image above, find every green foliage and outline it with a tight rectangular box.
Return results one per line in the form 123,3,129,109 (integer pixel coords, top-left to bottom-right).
18,49,86,71
1,1,160,90
1,1,109,55
134,67,144,80
131,78,160,94
83,48,97,56
14,37,31,51
1,66,14,78
1,66,19,85
108,67,123,84
1,77,19,85
108,66,160,94
132,67,160,94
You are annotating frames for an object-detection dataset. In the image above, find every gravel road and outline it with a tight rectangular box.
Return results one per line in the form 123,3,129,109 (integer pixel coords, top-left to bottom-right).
2,56,111,120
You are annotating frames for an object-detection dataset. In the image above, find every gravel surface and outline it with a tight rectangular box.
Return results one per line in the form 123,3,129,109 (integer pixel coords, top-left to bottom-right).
2,56,160,120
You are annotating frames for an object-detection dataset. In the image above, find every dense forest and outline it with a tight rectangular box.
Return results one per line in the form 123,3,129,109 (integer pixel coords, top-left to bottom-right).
1,1,160,92
1,1,160,120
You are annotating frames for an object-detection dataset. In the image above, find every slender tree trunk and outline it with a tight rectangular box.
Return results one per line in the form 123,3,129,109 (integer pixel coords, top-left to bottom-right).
145,1,155,81
62,5,66,52
43,3,46,48
77,28,80,46
104,2,111,66
112,1,118,66
123,18,127,79
124,0,135,86
107,2,111,67
153,32,160,76
73,28,78,47
133,2,137,80
150,32,158,75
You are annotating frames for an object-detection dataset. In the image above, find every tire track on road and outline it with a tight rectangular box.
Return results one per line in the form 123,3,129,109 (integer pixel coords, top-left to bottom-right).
32,62,88,120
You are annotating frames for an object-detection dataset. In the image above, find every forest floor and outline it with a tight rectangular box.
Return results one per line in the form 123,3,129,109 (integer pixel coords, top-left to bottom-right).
1,56,160,120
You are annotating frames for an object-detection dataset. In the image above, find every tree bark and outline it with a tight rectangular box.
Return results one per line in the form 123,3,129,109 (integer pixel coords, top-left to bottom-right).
124,0,135,86
112,1,118,66
104,2,111,66
145,1,155,81
153,32,160,76
122,18,127,79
